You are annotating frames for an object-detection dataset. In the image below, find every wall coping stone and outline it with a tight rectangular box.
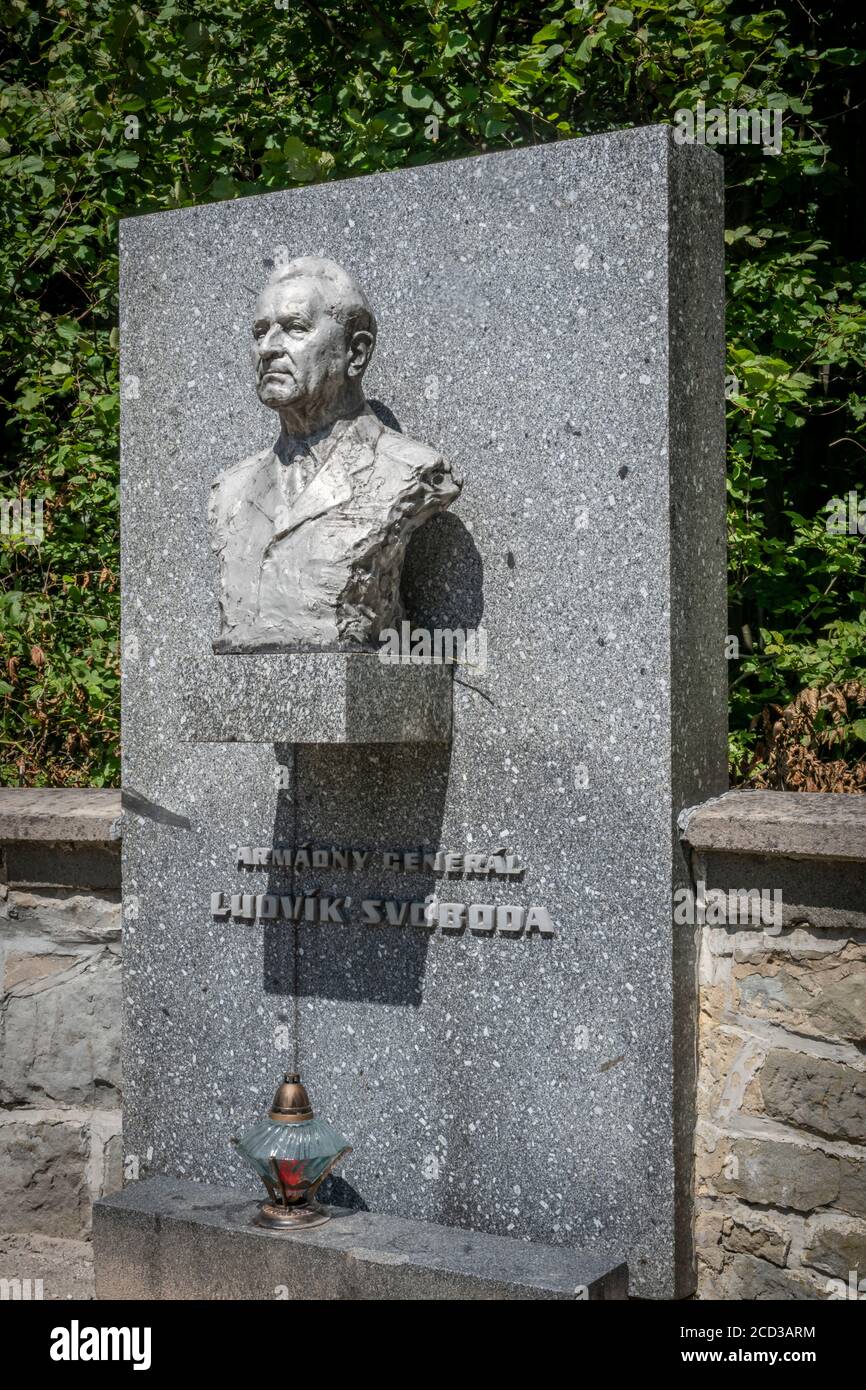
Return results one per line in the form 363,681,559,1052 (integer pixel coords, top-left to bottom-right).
680,789,866,863
0,789,122,844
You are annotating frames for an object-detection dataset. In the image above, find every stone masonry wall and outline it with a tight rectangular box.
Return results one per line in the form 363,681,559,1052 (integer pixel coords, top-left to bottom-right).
0,792,123,1242
684,793,866,1300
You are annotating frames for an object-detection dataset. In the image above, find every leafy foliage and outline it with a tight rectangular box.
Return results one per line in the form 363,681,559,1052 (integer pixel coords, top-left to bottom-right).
1,0,864,785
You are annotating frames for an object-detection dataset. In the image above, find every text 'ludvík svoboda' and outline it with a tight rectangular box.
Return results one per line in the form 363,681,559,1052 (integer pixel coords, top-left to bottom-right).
210,844,555,937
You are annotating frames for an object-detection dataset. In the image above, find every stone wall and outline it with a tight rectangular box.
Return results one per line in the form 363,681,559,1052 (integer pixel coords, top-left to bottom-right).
0,790,122,1241
682,791,866,1300
1,787,863,1302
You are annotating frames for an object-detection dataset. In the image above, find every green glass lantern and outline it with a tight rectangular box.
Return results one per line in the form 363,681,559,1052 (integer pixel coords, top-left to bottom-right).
233,1072,351,1230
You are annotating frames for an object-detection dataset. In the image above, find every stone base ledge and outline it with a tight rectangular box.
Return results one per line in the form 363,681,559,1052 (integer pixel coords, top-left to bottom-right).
93,1177,627,1301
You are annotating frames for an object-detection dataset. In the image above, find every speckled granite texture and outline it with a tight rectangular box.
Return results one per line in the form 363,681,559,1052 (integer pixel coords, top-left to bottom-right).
178,651,453,743
119,126,726,1299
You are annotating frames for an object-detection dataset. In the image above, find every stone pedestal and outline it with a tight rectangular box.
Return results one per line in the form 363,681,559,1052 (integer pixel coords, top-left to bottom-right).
93,1177,627,1301
178,652,453,744
118,125,726,1299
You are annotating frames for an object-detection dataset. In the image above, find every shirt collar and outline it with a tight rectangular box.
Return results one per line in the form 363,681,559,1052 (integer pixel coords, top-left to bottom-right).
279,404,369,469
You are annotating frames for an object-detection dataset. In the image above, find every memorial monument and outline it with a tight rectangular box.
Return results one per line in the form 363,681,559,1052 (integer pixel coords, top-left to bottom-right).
103,125,727,1300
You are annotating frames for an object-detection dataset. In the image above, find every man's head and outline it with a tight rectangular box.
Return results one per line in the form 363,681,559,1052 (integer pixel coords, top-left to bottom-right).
253,257,376,431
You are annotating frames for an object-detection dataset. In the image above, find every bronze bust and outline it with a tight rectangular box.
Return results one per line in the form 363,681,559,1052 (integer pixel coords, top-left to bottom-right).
209,256,461,650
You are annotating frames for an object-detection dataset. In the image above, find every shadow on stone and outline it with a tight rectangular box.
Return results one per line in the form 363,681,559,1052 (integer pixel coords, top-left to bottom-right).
368,398,485,634
319,1173,370,1211
367,398,402,432
263,741,451,1005
401,512,484,632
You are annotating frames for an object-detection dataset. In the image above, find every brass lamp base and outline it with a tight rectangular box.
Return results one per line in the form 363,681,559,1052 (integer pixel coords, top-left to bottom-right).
254,1198,331,1232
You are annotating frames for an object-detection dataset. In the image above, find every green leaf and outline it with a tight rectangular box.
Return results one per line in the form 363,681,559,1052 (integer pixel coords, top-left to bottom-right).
531,23,562,42
401,84,436,111
443,29,471,57
210,174,239,198
281,136,330,181
820,47,866,65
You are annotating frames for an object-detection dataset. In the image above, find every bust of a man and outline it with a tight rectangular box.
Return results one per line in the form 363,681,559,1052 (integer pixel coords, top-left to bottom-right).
209,256,461,651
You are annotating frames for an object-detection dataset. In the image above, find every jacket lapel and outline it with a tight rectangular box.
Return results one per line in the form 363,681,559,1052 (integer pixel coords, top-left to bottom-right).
271,408,384,540
229,452,283,564
273,448,353,540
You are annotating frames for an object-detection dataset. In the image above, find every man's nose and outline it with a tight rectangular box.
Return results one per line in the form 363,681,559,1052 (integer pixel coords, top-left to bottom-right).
258,323,287,356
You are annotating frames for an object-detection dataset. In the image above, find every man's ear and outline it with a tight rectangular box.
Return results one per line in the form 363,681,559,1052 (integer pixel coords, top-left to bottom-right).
347,330,374,378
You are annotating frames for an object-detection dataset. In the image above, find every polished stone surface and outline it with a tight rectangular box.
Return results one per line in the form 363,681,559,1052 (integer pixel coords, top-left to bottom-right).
93,1177,627,1300
119,125,726,1299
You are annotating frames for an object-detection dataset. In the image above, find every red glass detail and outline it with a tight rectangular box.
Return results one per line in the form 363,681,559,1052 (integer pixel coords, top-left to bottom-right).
276,1158,308,1190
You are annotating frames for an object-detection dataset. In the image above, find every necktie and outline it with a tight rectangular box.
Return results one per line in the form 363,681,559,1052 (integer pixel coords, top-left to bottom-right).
281,443,316,506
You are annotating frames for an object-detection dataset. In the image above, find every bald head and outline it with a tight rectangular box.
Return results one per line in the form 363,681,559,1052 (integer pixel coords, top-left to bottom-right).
253,256,376,434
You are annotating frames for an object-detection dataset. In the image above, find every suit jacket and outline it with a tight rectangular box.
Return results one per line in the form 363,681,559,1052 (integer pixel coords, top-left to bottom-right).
209,405,461,649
